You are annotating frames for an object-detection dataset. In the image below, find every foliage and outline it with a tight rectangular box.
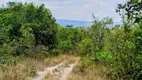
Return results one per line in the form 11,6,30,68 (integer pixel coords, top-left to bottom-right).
57,25,83,53
1,1,142,80
0,2,57,58
77,38,93,55
80,55,93,72
107,0,142,79
0,55,15,64
116,0,142,23
92,52,112,62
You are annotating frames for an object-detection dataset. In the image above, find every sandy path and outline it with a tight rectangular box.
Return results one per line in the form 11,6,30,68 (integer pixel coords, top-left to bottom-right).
44,62,76,80
27,62,65,80
27,60,77,80
58,64,75,80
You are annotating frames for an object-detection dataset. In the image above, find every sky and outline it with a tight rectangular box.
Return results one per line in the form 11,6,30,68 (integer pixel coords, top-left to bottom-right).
0,0,126,22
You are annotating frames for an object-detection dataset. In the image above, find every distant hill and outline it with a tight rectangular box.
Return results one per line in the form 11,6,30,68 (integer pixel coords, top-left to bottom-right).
56,19,92,27
56,19,122,27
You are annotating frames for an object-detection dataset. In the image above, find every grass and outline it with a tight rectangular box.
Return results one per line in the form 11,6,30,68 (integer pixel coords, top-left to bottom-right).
67,59,108,80
0,55,67,80
0,54,108,80
43,55,108,80
0,57,45,80
0,54,78,80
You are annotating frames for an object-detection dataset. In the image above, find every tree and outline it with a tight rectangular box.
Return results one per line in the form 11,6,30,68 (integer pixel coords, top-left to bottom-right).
116,0,142,23
90,16,113,52
0,2,58,56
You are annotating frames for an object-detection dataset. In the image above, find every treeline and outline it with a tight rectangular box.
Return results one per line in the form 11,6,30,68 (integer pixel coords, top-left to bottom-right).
0,1,142,80
0,2,57,58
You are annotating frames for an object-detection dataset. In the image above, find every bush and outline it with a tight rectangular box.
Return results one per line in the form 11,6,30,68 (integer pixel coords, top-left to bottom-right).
80,55,93,72
57,40,74,53
77,38,94,55
0,55,15,64
92,52,112,62
108,40,142,80
26,45,49,59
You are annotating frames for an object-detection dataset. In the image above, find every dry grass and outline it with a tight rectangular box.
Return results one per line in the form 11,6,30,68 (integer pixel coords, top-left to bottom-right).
44,55,107,80
43,55,66,67
44,54,79,67
0,54,78,80
0,55,108,80
0,58,45,80
67,60,108,80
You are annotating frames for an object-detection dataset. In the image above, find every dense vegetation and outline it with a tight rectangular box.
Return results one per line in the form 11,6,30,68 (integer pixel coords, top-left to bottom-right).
0,2,57,59
0,0,142,80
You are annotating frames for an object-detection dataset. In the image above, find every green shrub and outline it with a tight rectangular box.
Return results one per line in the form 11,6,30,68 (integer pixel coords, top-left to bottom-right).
50,49,62,56
27,45,49,59
58,40,73,53
108,40,142,80
80,55,93,72
91,52,112,62
77,38,94,55
0,55,15,64
0,54,25,64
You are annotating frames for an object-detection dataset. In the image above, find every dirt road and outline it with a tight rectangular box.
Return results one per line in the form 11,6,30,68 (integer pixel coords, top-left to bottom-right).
28,56,79,80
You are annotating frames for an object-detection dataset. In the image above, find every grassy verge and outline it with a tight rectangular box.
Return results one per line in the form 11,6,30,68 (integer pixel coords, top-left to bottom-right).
0,57,45,80
67,56,108,80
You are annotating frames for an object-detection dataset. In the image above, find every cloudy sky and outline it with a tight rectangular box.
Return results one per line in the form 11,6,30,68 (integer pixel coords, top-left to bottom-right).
0,0,126,22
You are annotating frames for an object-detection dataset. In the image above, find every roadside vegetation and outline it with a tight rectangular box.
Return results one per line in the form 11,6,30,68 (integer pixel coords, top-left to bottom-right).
0,0,142,80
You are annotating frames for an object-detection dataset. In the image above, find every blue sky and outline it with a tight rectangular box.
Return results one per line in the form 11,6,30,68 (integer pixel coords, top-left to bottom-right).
0,0,127,22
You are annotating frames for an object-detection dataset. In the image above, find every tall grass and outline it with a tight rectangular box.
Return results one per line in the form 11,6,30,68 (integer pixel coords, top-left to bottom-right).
67,56,108,80
0,57,46,80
